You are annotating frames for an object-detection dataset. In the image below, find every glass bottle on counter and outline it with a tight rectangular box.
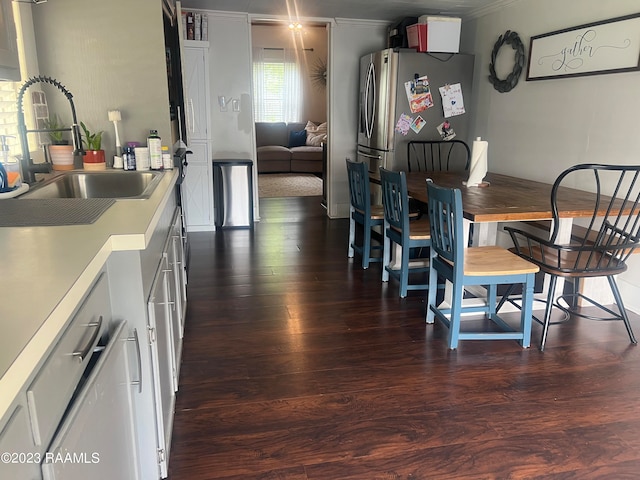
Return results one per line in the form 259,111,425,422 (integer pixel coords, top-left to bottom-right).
122,145,136,170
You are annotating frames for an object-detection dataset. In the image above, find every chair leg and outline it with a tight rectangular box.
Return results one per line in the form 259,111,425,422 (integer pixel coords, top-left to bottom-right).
425,251,438,324
362,218,371,269
348,209,355,259
519,274,535,348
608,276,638,344
540,275,558,351
399,239,410,298
382,222,390,282
448,281,464,349
487,284,497,317
570,277,581,309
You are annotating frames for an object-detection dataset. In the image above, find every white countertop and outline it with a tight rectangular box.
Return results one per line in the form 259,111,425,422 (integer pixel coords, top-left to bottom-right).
0,169,178,419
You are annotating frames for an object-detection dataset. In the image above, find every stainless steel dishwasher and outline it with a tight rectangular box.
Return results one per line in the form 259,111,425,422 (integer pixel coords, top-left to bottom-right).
212,159,254,228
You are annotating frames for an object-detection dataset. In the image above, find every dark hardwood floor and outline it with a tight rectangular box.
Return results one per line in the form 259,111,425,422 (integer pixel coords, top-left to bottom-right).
168,196,640,479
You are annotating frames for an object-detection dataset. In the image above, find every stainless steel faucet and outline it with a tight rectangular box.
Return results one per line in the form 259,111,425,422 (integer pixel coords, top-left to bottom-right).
16,76,86,184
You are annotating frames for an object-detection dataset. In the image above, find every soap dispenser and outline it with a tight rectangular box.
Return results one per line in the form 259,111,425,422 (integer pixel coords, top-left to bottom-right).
0,135,21,189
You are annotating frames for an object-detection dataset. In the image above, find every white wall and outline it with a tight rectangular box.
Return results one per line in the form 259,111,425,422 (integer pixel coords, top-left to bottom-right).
326,19,388,218
464,0,640,181
465,0,640,311
31,0,171,160
207,13,255,162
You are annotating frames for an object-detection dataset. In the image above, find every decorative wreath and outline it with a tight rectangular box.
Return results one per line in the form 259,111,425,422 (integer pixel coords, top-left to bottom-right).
488,30,525,93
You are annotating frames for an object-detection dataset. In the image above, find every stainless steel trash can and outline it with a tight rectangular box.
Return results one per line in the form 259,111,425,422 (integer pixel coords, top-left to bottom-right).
212,159,254,229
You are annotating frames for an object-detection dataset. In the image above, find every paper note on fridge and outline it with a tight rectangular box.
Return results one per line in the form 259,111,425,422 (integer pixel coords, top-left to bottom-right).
439,83,465,118
404,76,434,113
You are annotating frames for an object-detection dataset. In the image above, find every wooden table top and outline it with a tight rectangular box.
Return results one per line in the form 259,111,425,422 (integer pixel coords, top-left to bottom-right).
372,171,602,223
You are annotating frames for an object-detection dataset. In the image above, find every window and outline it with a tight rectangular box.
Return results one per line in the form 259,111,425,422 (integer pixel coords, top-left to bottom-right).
252,47,301,123
0,81,19,156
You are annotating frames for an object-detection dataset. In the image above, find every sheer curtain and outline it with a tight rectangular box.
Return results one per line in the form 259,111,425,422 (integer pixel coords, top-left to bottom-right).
252,47,302,122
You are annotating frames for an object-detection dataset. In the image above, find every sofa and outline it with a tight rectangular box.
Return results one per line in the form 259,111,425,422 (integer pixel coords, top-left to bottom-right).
255,121,326,174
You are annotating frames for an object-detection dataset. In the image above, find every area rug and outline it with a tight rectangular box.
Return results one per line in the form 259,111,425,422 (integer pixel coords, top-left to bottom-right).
258,173,323,198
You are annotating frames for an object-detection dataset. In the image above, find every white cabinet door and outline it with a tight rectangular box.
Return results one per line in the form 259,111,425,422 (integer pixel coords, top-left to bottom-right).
172,209,188,326
164,226,183,390
183,46,209,141
42,321,139,480
0,403,40,480
183,141,214,231
147,255,176,478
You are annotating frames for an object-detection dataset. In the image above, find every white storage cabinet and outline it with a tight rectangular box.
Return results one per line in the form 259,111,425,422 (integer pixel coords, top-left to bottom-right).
182,41,214,232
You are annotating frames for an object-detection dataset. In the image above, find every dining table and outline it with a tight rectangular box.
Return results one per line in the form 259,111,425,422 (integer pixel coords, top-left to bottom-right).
371,169,614,308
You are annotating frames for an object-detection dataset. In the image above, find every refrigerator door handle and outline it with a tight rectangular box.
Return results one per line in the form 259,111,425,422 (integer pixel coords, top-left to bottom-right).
357,149,382,160
364,62,376,140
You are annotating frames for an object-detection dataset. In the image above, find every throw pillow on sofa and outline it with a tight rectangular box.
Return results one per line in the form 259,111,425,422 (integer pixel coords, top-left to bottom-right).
289,129,307,148
305,121,327,147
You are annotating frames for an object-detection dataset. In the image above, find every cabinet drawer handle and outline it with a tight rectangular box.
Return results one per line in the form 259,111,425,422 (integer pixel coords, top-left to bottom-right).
72,315,103,364
128,328,143,394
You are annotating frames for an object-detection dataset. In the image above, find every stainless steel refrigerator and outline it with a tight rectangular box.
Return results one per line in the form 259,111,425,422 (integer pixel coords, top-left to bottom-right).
357,48,475,173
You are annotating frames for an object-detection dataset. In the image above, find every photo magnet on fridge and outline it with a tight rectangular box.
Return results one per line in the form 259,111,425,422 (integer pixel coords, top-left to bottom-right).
411,116,426,134
437,120,456,140
404,76,434,113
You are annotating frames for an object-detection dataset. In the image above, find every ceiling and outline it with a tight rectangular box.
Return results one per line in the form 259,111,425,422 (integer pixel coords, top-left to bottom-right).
179,0,512,22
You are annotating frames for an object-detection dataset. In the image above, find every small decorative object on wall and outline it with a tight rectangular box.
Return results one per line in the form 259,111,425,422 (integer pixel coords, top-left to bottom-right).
527,13,640,81
489,30,525,93
310,58,327,88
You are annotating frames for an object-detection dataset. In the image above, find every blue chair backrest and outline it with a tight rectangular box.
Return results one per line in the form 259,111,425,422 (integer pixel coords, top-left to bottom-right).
380,167,410,232
346,159,371,214
426,181,464,265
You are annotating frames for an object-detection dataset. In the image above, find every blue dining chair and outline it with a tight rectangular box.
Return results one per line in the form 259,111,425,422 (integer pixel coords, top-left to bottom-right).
380,167,431,297
347,159,384,269
425,181,540,349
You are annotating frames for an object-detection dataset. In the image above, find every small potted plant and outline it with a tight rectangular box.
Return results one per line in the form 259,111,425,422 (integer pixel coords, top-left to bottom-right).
44,115,74,170
80,121,105,169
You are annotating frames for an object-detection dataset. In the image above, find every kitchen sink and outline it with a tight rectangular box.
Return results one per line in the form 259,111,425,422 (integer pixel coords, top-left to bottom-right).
21,170,163,200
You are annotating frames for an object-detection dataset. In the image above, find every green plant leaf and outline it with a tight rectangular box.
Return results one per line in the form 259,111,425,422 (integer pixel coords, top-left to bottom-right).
80,121,103,150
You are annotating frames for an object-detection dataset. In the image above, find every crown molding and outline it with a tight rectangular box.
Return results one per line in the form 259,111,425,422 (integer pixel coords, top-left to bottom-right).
334,18,389,28
466,0,523,19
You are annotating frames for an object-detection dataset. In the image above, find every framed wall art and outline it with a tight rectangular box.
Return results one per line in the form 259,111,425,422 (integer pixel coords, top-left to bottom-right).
526,13,640,81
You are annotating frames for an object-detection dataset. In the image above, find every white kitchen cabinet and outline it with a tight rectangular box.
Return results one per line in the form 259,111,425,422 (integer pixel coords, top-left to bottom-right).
0,271,117,480
0,402,40,479
107,199,187,480
166,209,187,380
182,40,215,232
42,321,139,480
171,209,188,330
148,251,177,480
183,141,214,231
183,41,210,142
146,205,189,477
26,273,110,450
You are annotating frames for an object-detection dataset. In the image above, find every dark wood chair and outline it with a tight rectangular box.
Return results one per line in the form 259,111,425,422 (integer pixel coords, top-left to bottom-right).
407,140,471,173
426,181,539,349
346,159,383,269
505,164,640,351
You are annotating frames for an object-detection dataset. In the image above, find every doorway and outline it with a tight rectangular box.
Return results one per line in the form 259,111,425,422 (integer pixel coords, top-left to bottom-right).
250,21,328,199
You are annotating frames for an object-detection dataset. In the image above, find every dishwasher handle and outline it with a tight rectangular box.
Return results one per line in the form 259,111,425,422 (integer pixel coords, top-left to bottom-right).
72,315,103,364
